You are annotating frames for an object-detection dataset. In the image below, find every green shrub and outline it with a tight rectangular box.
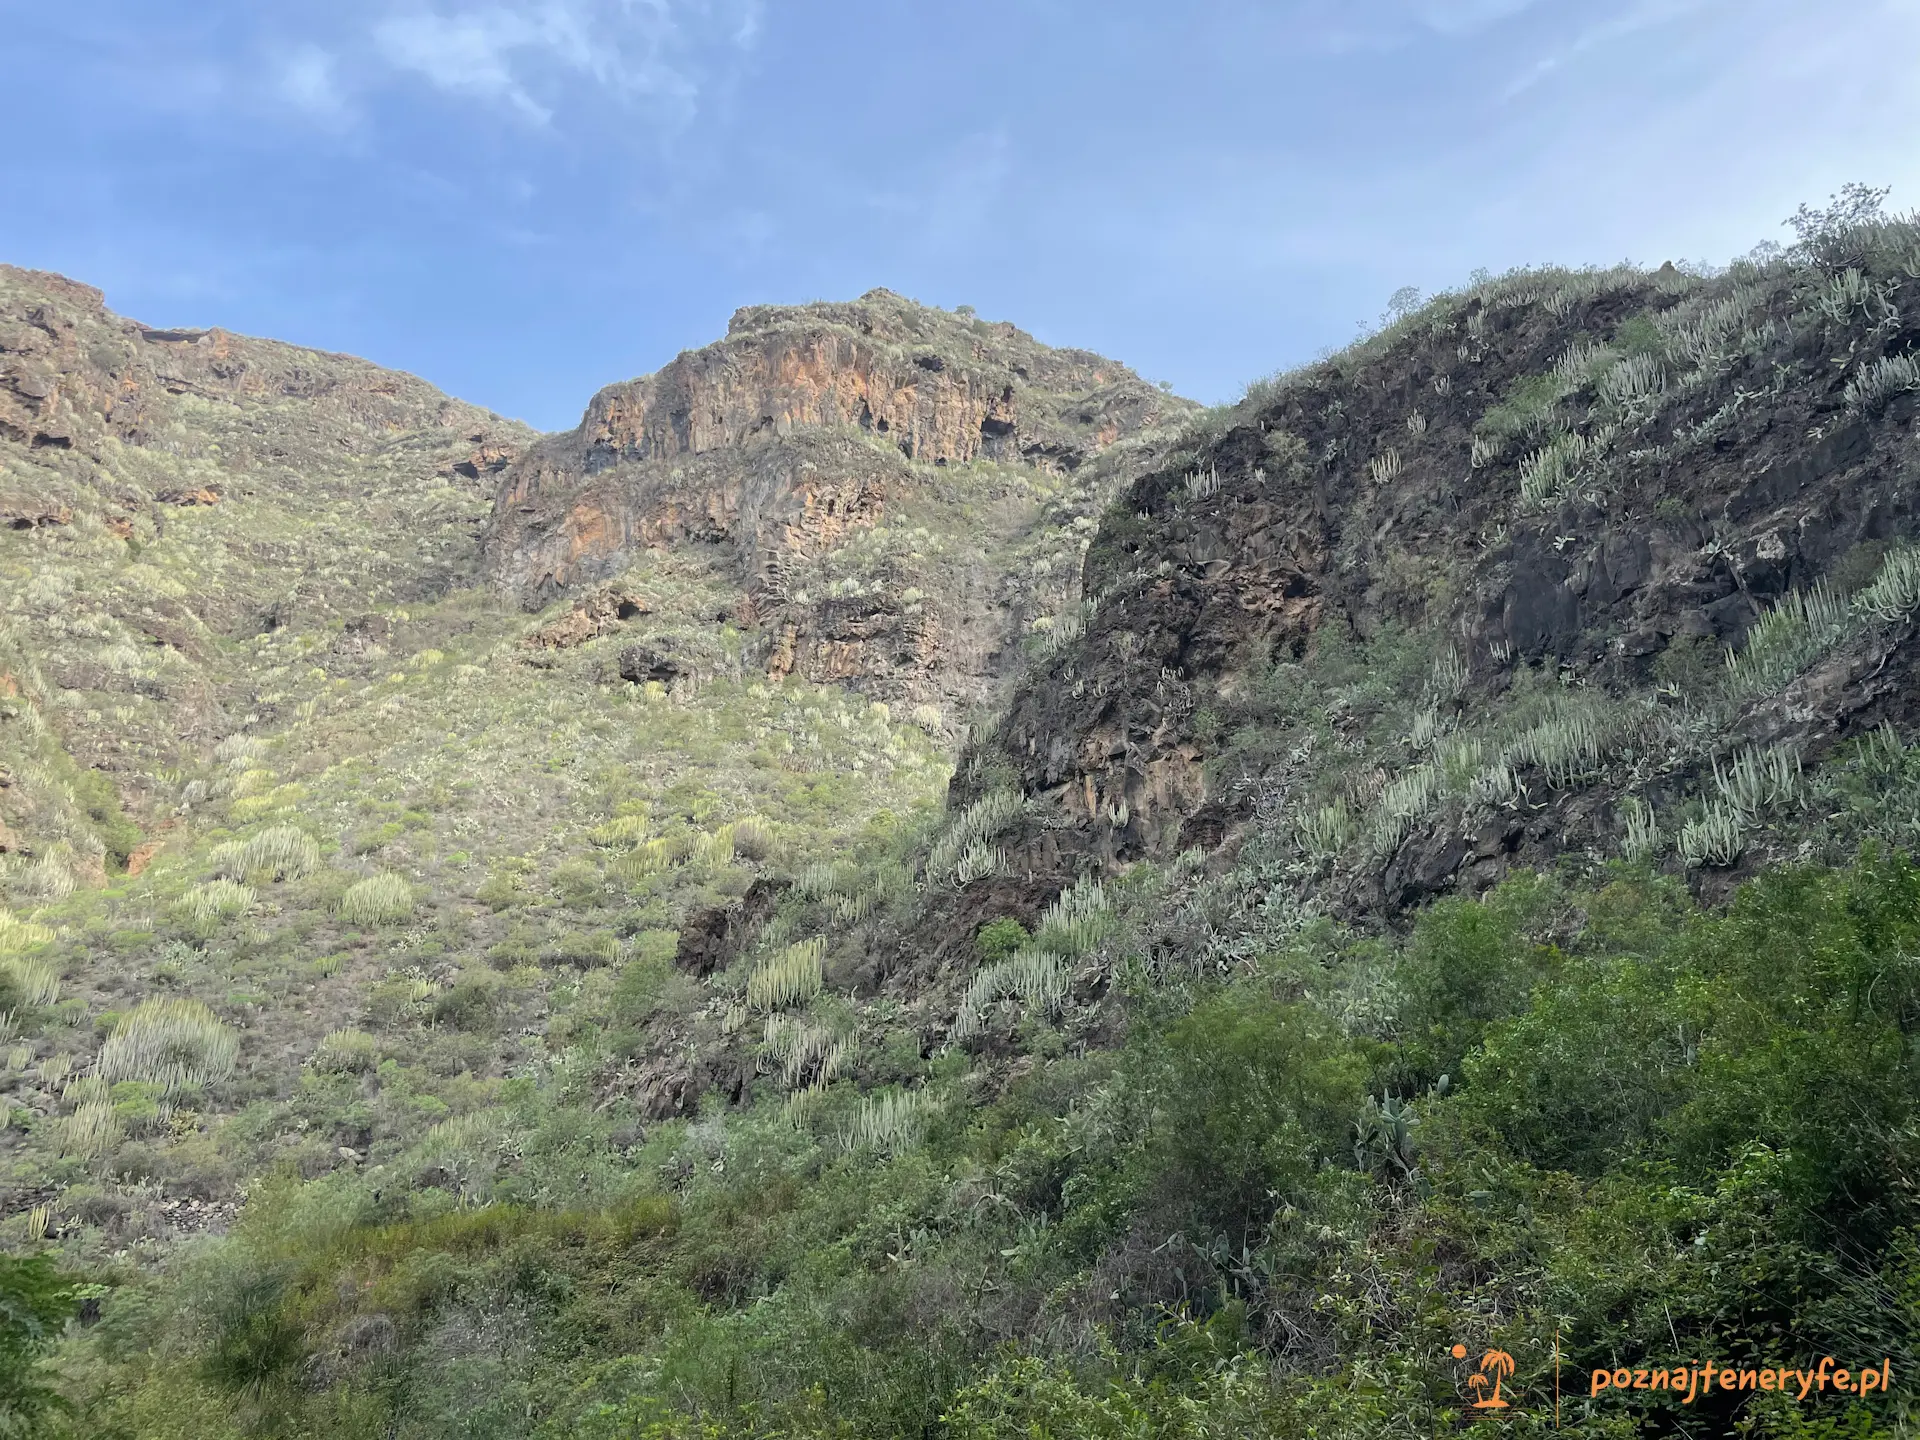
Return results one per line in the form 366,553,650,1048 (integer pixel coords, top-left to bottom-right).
432,971,502,1031
551,857,607,908
610,930,681,1025
1135,993,1369,1243
70,766,144,868
0,1251,78,1429
486,929,540,970
1666,854,1920,1232
1394,876,1562,1083
475,871,526,910
110,1079,167,1133
976,917,1030,963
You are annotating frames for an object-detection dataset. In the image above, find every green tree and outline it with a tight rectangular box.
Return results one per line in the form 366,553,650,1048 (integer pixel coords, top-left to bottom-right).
0,1252,77,1435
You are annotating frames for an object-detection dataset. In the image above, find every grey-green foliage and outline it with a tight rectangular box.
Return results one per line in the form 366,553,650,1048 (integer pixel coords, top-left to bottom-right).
950,950,1069,1044
1723,582,1850,699
1505,699,1612,788
1657,285,1763,368
1596,353,1666,411
926,791,1027,885
174,878,257,926
1844,354,1920,416
1300,800,1356,861
99,997,239,1094
1855,545,1920,623
761,1012,846,1090
1031,878,1114,958
1327,547,1920,875
0,954,60,1008
1369,764,1444,852
953,839,1005,886
1677,803,1745,868
339,872,413,926
61,1099,122,1158
1518,432,1593,507
1720,549,1920,703
1620,798,1662,862
1713,744,1803,825
409,1111,509,1200
840,1087,934,1154
1812,267,1895,326
951,882,1102,1042
310,1028,377,1074
214,825,320,882
747,937,826,1011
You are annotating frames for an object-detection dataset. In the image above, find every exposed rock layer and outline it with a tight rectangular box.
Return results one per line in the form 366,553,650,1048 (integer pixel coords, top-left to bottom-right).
483,289,1190,706
958,265,1920,918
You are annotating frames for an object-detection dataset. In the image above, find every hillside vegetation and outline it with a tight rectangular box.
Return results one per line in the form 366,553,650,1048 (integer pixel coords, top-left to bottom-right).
2,193,1920,1438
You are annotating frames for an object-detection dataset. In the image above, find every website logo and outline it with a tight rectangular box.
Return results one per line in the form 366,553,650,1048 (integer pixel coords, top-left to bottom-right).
1452,1345,1516,1409
1448,1339,1896,1422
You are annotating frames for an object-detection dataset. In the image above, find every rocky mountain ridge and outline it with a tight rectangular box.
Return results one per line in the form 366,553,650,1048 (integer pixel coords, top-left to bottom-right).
483,288,1190,708
946,239,1920,949
0,264,534,870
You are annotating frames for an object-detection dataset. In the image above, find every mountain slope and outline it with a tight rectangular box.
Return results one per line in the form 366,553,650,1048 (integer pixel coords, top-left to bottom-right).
0,263,532,873
8,207,1920,1440
0,275,1185,1270
966,241,1920,921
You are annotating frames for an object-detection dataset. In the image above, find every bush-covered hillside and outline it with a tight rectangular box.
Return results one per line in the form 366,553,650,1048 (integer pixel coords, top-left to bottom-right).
4,194,1920,1438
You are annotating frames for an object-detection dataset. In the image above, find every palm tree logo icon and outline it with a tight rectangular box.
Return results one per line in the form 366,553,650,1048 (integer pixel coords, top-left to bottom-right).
1453,1344,1516,1409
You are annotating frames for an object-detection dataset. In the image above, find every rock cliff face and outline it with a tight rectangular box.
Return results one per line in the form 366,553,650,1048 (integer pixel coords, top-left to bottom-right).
0,267,520,469
0,265,532,859
483,289,1190,706
960,249,1920,917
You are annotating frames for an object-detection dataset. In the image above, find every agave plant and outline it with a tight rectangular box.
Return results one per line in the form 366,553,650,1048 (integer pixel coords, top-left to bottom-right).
1677,804,1745,869
926,791,1027,884
1844,354,1920,417
339,873,413,926
99,998,239,1094
841,1088,935,1154
746,937,826,1011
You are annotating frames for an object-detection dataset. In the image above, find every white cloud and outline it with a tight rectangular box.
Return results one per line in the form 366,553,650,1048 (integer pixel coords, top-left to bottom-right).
1498,0,1710,99
276,43,350,122
370,1,761,125
373,9,555,120
1411,0,1546,36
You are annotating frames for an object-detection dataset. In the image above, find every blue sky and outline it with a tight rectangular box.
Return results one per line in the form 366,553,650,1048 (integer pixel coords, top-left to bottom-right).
7,1,1919,430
